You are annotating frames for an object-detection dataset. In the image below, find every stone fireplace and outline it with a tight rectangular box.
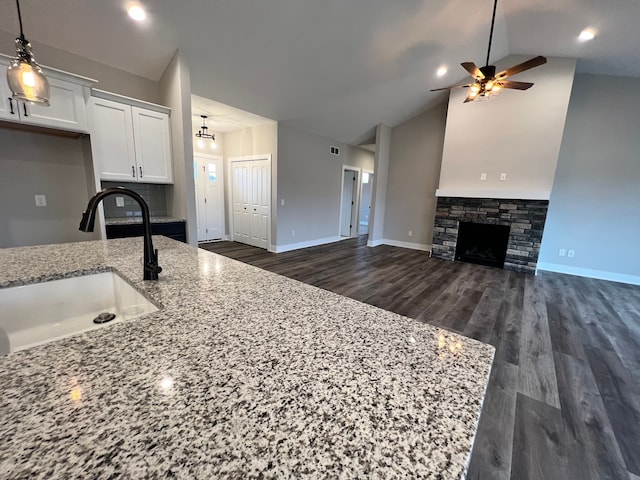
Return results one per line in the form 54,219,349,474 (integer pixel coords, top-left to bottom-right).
431,197,550,274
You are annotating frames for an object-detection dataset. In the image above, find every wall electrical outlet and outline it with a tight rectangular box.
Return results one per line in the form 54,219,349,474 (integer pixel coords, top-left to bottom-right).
559,249,566,257
500,173,507,181
281,198,285,206
480,173,487,181
116,196,125,207
568,250,575,258
408,230,413,237
34,195,47,207
291,229,296,237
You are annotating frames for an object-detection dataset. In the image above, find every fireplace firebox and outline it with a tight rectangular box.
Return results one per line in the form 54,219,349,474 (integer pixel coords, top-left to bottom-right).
455,222,510,269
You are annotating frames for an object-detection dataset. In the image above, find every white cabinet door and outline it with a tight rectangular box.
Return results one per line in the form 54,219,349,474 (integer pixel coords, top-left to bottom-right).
89,97,137,182
0,64,19,121
0,63,89,133
21,77,89,133
131,107,173,184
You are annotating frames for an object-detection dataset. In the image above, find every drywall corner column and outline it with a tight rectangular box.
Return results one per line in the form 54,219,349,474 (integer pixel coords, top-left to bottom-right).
159,50,197,246
368,124,391,246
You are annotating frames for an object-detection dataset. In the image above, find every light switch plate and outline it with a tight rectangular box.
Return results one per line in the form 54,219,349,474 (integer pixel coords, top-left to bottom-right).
500,173,507,181
34,195,47,207
480,173,487,181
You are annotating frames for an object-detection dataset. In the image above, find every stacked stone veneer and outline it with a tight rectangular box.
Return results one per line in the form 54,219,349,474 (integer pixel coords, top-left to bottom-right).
431,197,550,274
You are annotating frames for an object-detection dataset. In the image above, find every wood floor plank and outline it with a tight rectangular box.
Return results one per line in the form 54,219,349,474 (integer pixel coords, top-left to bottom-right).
466,361,518,480
518,276,560,407
510,393,571,480
199,238,640,480
554,351,629,480
585,346,640,475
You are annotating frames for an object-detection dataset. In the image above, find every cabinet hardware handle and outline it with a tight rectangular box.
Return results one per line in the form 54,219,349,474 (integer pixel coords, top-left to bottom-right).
7,98,15,115
22,103,28,117
139,166,143,177
131,166,136,178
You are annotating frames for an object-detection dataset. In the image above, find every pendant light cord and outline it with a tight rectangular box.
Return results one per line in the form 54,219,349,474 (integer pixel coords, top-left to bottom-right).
16,0,26,40
486,0,498,67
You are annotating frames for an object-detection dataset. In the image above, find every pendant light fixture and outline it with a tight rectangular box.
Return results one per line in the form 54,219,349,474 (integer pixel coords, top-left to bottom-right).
6,0,50,106
195,115,217,149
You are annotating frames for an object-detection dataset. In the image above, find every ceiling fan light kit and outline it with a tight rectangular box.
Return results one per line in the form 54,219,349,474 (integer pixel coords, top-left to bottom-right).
6,0,50,106
431,0,547,103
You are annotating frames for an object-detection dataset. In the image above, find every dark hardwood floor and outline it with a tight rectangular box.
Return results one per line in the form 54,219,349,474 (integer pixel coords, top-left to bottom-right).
200,236,640,480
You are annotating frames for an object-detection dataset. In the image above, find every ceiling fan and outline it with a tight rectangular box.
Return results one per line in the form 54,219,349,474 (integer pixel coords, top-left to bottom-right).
431,0,547,103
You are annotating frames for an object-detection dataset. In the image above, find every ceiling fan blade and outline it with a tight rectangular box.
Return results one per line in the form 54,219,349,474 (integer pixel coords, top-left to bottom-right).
496,56,547,80
430,85,468,92
461,62,484,79
463,96,477,103
500,80,534,90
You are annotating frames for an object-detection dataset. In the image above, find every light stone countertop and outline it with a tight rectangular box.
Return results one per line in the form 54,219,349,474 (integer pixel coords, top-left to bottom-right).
0,237,494,479
104,216,186,226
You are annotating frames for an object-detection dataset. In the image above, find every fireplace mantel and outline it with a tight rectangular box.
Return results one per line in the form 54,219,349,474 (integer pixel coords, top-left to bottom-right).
435,188,551,201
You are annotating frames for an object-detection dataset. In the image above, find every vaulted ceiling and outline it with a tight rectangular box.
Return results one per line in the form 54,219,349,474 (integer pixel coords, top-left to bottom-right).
1,0,639,144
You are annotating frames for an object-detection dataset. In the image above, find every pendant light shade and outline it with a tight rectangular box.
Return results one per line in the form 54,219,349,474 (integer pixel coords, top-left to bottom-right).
7,0,50,106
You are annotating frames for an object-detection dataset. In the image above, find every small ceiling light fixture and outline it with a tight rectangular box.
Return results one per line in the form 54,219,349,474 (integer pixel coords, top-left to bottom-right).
128,5,147,22
578,28,596,42
6,0,50,106
195,115,216,148
436,66,448,77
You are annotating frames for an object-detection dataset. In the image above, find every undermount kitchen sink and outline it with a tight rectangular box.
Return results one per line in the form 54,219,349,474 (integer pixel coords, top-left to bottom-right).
0,271,158,354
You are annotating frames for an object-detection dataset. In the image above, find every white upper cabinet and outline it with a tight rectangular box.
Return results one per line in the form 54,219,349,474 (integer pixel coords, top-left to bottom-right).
0,57,93,134
131,107,173,183
89,91,173,184
89,97,137,181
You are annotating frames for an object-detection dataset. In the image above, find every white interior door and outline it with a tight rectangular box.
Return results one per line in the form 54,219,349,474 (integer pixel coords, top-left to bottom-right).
359,172,373,234
231,158,271,249
340,170,357,237
194,154,224,242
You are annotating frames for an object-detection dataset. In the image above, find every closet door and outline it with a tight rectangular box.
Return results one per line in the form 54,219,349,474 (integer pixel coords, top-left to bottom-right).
231,158,270,249
249,160,270,249
232,162,251,243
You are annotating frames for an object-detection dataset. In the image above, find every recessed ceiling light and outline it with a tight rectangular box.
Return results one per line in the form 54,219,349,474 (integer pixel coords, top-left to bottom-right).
436,66,448,77
579,28,595,42
128,5,146,22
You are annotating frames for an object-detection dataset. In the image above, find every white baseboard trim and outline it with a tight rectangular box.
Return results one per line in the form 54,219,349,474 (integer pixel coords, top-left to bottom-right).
273,236,344,253
367,238,431,252
536,262,640,286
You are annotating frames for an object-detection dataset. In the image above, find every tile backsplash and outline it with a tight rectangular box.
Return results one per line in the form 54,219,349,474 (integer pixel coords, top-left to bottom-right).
101,182,168,218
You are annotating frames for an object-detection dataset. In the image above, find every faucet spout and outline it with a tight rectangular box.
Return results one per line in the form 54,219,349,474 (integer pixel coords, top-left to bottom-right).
79,187,162,281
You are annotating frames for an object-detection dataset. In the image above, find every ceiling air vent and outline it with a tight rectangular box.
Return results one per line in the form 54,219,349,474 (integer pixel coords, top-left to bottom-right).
330,146,340,155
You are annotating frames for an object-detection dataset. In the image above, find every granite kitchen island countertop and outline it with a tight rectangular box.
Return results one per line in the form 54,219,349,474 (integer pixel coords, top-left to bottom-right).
0,237,494,479
104,216,186,225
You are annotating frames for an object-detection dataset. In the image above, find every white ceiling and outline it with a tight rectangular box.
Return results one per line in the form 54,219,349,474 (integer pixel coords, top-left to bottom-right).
191,94,273,133
1,0,639,144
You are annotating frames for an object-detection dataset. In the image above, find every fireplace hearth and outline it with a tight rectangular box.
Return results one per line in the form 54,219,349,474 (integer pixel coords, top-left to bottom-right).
431,197,549,274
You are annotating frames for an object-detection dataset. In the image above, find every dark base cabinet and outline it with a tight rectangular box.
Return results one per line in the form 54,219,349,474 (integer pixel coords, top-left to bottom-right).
106,222,186,243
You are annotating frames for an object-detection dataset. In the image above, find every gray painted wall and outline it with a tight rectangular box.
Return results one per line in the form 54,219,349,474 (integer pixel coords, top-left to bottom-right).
538,74,640,283
384,102,447,247
0,31,161,104
368,124,391,245
159,51,197,245
276,124,374,247
0,129,99,247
